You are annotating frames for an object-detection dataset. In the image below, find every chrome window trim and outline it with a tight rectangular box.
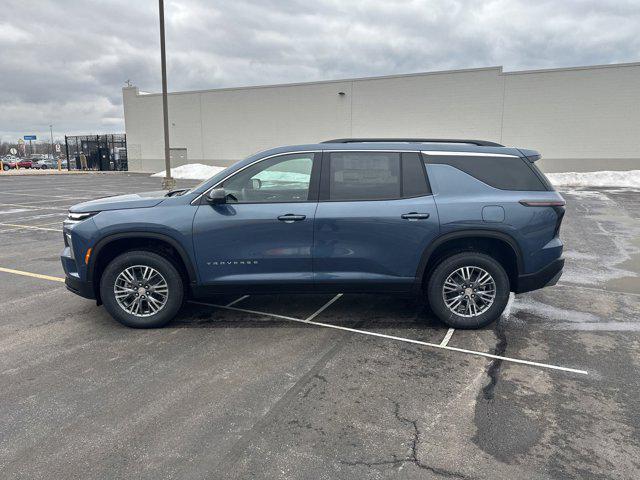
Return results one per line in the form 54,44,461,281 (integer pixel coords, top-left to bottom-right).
421,151,519,158
323,149,414,153
193,148,516,204
192,149,421,205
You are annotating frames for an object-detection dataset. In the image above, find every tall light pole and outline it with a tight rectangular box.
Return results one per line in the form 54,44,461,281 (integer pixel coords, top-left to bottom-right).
49,124,54,159
159,0,175,190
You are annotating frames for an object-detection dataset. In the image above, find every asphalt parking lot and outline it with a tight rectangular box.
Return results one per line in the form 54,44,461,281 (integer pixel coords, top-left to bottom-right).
1,173,639,479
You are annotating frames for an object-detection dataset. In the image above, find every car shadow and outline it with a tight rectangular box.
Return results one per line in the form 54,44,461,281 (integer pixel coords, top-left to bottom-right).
170,294,450,331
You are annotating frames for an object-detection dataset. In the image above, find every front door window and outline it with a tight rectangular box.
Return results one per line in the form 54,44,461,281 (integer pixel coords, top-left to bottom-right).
223,153,314,203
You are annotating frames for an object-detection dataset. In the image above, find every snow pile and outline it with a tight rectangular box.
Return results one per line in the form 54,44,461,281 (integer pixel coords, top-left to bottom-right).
254,171,309,184
547,170,640,188
152,163,225,180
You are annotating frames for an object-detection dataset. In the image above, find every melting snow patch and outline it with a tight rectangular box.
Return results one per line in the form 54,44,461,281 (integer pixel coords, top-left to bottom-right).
547,170,640,188
512,297,601,324
152,163,225,180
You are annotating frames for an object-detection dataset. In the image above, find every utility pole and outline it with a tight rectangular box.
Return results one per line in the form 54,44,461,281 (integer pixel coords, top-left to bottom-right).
158,0,175,190
49,125,54,159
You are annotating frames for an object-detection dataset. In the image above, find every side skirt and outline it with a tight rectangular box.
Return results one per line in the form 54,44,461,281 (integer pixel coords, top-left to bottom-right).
191,280,415,298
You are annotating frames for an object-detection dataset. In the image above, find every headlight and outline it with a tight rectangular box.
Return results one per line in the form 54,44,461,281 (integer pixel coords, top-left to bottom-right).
65,232,75,259
64,211,98,227
68,211,97,221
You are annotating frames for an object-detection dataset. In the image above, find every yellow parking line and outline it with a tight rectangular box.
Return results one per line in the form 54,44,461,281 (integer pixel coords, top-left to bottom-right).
0,223,63,232
0,267,65,283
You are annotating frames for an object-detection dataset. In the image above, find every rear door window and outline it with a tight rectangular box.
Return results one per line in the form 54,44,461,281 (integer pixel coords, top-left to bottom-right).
423,154,547,191
325,152,401,201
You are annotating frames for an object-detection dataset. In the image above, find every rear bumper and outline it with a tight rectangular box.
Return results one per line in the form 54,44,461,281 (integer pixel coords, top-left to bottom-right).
515,258,564,294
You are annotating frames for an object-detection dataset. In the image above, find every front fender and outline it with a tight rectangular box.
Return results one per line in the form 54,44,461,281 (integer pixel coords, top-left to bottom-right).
89,206,198,284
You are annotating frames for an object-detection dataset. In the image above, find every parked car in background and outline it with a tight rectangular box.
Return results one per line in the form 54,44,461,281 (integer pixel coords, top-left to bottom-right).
62,138,565,330
34,158,67,169
2,156,33,170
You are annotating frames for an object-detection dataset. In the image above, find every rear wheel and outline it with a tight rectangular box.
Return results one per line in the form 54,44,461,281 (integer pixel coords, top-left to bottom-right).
2,164,9,171
100,250,184,328
427,252,510,329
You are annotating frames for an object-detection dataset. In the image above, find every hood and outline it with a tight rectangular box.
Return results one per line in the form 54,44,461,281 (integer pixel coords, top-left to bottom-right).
69,191,167,213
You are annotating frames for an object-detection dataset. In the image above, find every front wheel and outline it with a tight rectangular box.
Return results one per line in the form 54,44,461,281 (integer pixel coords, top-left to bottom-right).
427,252,510,329
100,250,184,328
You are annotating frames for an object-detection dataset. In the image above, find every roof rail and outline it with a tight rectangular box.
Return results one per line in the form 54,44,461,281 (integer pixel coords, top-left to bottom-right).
321,138,504,147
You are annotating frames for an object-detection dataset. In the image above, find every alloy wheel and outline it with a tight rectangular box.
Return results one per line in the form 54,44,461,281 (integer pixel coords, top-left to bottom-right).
442,266,496,317
114,265,169,317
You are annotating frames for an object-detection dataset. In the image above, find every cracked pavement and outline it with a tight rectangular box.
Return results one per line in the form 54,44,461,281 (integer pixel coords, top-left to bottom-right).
1,175,639,479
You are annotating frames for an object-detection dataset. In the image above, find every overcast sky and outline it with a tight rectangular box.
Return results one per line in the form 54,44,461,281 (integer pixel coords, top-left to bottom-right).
1,0,639,142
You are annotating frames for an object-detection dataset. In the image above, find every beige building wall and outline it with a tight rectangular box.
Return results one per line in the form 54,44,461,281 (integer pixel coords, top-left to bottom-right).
351,68,504,142
123,62,640,173
501,64,640,172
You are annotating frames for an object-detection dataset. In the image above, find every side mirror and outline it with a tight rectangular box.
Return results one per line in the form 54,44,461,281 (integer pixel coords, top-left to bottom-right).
206,188,226,204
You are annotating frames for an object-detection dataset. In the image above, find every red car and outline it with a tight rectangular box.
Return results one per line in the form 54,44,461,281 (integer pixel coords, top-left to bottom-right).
2,157,33,170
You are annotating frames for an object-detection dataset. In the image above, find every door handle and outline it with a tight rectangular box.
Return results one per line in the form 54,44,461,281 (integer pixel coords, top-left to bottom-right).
277,214,306,223
401,212,430,220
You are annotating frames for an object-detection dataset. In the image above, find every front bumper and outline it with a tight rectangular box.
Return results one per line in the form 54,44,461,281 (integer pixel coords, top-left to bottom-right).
64,274,95,299
515,258,564,294
61,245,95,300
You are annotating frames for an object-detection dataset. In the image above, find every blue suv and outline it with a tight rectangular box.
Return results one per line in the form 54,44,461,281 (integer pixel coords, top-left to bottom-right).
61,139,565,329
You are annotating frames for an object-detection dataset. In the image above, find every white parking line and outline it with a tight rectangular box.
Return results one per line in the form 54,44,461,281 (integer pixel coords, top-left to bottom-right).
0,202,68,211
189,300,588,375
57,188,124,195
227,295,250,306
5,198,72,205
191,300,301,322
306,294,343,321
0,208,32,215
7,212,66,222
440,328,455,347
0,191,85,199
0,223,62,232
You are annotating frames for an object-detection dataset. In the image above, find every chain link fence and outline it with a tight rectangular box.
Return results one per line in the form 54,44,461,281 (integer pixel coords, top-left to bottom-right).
64,134,127,171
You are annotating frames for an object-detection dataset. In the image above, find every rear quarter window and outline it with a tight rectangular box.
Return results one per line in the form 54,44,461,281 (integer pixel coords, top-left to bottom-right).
423,154,548,191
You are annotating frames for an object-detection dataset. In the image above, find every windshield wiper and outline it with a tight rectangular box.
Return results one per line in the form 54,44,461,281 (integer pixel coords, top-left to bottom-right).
165,188,189,197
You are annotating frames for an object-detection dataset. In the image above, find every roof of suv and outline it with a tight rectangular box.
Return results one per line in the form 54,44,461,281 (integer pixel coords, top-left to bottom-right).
254,140,526,158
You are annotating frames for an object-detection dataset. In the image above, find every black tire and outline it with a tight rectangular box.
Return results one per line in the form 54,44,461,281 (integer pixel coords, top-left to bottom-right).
2,164,9,171
100,250,184,328
427,252,510,329
41,165,48,170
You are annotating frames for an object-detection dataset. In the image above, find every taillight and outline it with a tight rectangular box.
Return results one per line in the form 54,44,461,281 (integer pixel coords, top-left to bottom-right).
552,206,565,237
519,200,566,207
519,200,566,237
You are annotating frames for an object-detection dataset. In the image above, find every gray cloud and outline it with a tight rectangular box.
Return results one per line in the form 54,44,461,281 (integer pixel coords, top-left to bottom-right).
1,0,639,142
